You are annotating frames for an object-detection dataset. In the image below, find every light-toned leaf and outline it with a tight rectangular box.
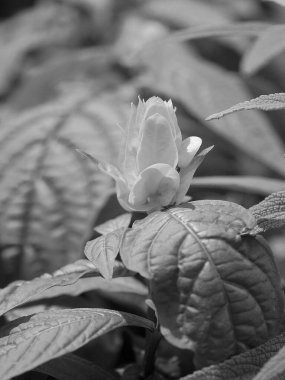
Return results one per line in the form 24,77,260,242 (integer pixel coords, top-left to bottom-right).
120,201,285,368
241,25,285,75
36,353,119,380
0,259,128,317
0,90,129,280
0,308,154,380
249,191,285,234
206,93,285,120
138,42,285,177
95,213,132,235
85,228,126,279
169,22,268,43
181,331,285,380
192,176,285,195
142,0,232,28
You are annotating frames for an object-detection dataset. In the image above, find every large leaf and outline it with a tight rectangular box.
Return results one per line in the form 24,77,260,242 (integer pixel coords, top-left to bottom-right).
120,201,285,368
0,91,128,281
0,1,88,96
137,42,285,177
0,259,129,317
181,331,285,380
241,25,285,75
206,93,285,120
0,308,154,380
249,191,285,234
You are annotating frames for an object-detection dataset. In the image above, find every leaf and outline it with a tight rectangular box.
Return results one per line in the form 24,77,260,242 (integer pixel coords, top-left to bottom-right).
206,93,285,120
95,213,132,235
120,201,285,368
241,25,285,75
36,353,119,380
253,343,285,380
0,1,87,95
181,331,285,380
263,0,285,5
142,0,232,28
192,176,285,196
137,42,285,177
249,191,285,234
85,228,127,279
0,308,154,380
0,90,128,281
0,259,128,317
168,22,268,43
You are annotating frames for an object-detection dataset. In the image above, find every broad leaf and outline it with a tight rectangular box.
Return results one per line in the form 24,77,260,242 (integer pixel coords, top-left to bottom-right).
120,201,285,368
0,259,128,317
181,331,285,380
192,176,285,196
241,25,285,75
206,93,285,120
137,42,285,177
253,343,285,380
85,228,126,279
36,353,119,380
95,213,132,235
0,1,87,96
0,308,154,380
0,91,127,281
249,191,285,234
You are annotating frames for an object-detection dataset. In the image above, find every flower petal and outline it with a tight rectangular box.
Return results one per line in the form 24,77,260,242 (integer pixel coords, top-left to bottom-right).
129,164,180,211
178,136,202,168
143,97,182,150
175,146,213,205
137,114,178,172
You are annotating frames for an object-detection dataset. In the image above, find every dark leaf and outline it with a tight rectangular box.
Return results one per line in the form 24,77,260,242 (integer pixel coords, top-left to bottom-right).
181,331,285,380
35,353,119,380
249,191,285,234
120,201,285,367
0,308,154,380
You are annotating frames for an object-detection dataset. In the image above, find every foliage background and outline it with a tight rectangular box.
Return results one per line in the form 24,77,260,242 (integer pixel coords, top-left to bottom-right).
1,1,285,377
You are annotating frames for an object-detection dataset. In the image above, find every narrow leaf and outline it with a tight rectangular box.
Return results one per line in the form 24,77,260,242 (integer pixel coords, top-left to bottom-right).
170,22,269,43
120,201,285,367
85,228,126,279
249,191,285,234
181,331,285,380
0,308,154,380
241,25,285,74
36,353,119,380
95,213,132,235
0,259,128,317
192,176,285,195
206,93,285,120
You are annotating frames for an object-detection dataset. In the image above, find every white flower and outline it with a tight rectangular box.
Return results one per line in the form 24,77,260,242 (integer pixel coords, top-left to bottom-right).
98,97,212,212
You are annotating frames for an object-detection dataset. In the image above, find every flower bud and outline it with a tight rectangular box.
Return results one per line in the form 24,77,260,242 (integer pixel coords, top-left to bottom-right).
98,97,212,212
